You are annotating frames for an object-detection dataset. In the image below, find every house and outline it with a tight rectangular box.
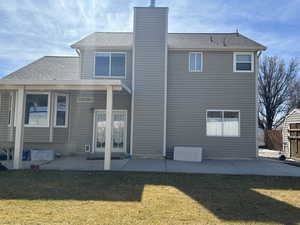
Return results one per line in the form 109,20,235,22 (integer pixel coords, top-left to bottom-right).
0,1,266,170
282,109,300,159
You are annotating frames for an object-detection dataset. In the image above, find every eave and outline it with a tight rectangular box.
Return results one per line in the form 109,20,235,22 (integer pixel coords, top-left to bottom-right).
0,79,131,94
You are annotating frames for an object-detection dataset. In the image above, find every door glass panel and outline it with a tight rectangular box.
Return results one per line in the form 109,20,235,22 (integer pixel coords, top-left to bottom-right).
95,111,126,152
96,112,106,149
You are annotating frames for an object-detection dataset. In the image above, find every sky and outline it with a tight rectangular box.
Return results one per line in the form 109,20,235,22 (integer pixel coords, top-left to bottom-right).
0,0,300,77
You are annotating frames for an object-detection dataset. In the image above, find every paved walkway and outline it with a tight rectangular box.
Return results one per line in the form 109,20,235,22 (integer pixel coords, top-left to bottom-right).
2,156,300,177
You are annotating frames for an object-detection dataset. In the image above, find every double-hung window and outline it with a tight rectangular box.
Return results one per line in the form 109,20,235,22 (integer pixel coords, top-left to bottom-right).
25,93,50,127
95,52,126,77
234,52,254,72
189,52,203,72
207,110,240,137
54,94,69,128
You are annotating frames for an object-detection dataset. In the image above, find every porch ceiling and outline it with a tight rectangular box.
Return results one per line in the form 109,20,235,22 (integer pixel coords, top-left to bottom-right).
0,79,131,93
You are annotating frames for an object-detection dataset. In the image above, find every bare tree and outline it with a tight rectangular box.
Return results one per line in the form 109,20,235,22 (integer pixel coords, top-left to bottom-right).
258,56,298,130
289,79,300,109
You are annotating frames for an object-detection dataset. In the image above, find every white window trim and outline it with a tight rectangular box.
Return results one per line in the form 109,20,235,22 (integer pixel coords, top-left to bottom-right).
189,52,203,72
54,93,69,128
233,52,254,73
94,52,127,78
206,110,241,137
24,92,51,128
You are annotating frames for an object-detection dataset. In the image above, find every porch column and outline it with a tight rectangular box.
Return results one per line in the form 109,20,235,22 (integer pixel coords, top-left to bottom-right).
13,87,25,169
104,86,113,170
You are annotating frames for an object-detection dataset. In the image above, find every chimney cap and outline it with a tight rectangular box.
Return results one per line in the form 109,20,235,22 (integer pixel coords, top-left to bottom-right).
150,0,156,7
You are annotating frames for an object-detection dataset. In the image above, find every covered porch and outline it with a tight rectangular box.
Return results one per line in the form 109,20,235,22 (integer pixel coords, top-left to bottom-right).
0,79,131,170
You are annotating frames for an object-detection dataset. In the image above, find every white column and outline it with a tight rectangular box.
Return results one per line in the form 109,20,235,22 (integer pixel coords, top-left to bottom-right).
13,87,25,169
49,92,54,142
104,86,113,170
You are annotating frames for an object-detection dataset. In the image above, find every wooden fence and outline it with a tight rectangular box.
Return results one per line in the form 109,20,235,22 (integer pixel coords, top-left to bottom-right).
264,130,282,151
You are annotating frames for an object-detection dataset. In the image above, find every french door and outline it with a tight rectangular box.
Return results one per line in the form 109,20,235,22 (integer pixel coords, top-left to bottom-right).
93,110,127,153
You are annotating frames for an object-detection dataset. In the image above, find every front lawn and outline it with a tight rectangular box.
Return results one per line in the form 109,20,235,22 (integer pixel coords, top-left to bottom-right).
0,171,299,225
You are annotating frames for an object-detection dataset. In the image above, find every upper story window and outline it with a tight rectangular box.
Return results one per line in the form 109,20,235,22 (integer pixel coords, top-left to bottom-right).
25,93,50,127
206,110,240,137
95,52,126,77
234,52,254,72
189,52,203,72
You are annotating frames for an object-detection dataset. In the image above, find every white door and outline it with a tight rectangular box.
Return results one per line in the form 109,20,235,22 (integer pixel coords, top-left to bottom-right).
94,110,127,153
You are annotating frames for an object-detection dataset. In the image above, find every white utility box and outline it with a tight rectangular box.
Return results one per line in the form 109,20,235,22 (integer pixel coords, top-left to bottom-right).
31,149,55,161
174,146,203,162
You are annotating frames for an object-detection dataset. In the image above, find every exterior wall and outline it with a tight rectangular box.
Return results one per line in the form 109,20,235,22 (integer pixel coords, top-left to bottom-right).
0,90,131,155
132,7,168,158
167,51,257,159
80,49,132,89
282,110,300,157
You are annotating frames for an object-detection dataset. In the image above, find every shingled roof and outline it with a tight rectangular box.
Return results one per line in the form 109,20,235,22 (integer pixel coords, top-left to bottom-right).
71,32,266,50
3,56,80,81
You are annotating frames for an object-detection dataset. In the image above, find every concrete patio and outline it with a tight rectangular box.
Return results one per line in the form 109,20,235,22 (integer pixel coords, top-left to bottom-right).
1,155,300,177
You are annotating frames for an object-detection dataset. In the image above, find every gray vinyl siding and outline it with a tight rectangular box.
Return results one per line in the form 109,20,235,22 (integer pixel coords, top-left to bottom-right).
24,128,50,143
132,7,168,158
167,51,257,159
80,49,132,89
282,110,300,157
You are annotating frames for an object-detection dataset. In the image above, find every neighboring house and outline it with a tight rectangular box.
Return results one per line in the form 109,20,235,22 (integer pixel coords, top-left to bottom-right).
282,109,300,159
0,1,266,169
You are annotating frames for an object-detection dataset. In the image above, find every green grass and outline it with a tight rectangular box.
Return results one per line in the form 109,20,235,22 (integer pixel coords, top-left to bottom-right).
0,171,300,225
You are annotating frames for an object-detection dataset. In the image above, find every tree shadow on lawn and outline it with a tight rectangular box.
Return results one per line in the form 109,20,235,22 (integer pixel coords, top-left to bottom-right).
0,171,300,224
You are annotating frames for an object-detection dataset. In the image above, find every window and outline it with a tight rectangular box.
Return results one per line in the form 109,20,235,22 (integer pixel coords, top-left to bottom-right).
8,93,13,126
54,94,69,127
189,52,203,72
95,52,126,77
25,93,49,127
8,92,16,127
234,52,253,72
207,110,240,137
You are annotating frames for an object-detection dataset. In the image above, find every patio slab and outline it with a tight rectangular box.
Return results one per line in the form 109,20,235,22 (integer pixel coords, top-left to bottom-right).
1,155,129,171
166,159,300,177
1,157,300,177
121,159,166,172
166,159,237,174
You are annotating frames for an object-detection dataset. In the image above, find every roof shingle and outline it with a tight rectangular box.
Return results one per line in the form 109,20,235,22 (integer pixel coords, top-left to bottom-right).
3,56,80,81
71,32,266,50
